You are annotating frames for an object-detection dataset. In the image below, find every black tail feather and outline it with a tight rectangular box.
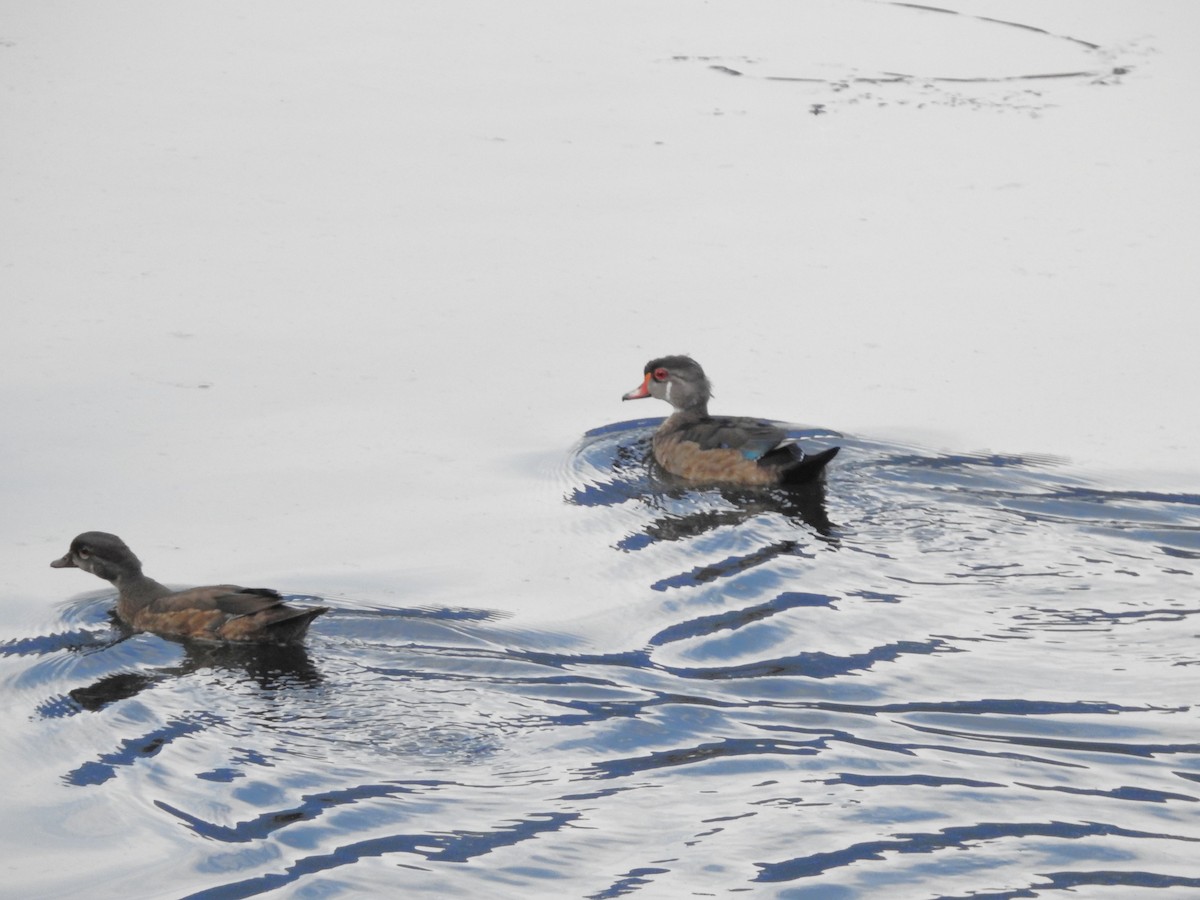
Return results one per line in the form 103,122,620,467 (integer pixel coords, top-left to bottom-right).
769,444,840,485
264,606,329,643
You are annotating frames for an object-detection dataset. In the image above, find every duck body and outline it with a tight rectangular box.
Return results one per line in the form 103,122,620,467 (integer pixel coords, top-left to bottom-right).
51,532,327,645
623,355,839,486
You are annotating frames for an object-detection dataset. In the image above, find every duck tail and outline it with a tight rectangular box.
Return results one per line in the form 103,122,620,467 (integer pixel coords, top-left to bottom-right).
778,445,840,485
261,605,329,643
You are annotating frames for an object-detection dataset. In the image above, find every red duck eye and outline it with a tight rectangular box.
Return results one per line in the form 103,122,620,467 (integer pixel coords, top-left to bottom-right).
652,368,668,382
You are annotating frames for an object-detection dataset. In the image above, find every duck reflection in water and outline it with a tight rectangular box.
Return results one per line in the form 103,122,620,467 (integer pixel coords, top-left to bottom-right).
65,617,323,713
568,355,841,549
570,427,838,549
45,530,327,714
629,478,835,548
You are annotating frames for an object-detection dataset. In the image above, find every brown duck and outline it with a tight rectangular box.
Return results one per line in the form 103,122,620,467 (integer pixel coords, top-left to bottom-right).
622,355,839,486
51,531,328,644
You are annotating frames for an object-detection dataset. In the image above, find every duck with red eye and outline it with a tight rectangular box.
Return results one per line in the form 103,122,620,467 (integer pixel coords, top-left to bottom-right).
622,355,839,486
51,531,328,645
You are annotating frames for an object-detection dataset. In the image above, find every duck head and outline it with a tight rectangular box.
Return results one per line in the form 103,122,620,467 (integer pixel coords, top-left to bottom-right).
622,355,712,414
51,531,144,583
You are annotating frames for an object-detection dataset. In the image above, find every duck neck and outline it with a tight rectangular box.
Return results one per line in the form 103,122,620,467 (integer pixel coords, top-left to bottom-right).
113,570,172,613
664,402,708,429
679,397,709,417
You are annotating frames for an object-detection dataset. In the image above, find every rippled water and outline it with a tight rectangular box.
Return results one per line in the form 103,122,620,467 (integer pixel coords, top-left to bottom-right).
4,419,1198,898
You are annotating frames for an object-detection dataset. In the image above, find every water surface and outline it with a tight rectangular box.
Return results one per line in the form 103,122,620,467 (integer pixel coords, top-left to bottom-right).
2,1,1197,897
4,421,1198,898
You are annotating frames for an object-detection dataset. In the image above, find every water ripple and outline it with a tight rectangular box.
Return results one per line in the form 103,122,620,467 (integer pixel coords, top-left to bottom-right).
4,422,1198,896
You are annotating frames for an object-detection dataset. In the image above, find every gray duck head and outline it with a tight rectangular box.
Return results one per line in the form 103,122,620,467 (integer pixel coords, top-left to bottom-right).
622,355,712,414
51,531,145,583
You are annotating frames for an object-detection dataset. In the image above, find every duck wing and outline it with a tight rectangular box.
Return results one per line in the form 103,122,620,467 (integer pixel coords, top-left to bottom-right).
685,416,789,460
134,586,326,644
148,586,286,616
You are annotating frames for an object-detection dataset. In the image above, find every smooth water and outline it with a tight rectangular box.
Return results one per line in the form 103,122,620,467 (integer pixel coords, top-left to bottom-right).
4,421,1198,898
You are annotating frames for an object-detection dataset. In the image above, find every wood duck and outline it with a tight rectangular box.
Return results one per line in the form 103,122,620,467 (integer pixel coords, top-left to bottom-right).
622,355,839,486
51,531,328,644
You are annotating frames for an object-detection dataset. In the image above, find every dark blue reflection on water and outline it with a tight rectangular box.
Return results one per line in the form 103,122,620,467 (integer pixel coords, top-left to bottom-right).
156,781,445,842
754,820,1200,882
4,420,1199,898
65,713,223,786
